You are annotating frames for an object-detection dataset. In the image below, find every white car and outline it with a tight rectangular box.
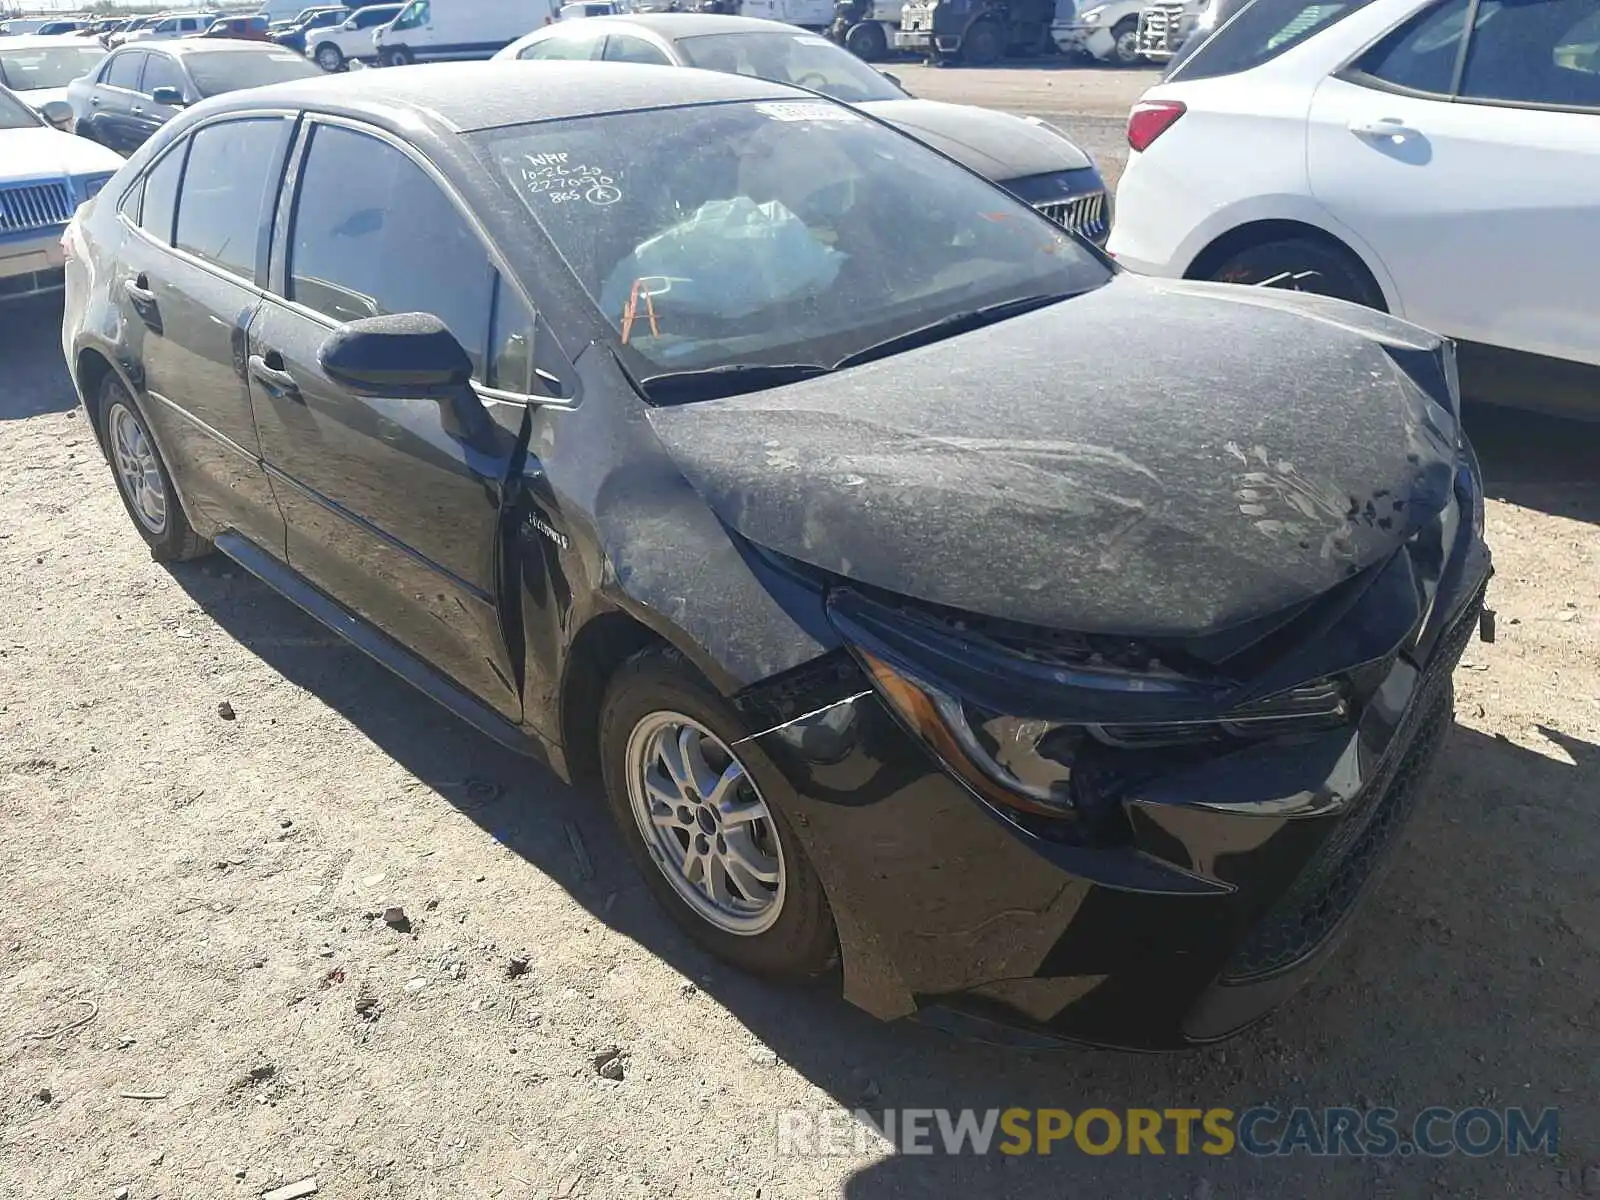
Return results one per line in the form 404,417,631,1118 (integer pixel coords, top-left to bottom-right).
0,35,107,117
1109,0,1600,416
305,2,403,69
121,13,221,44
0,83,124,302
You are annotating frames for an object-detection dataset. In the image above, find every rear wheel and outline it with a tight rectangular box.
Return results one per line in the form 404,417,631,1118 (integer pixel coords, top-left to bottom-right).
961,18,1002,65
97,376,209,562
1109,16,1141,65
598,647,838,982
314,42,344,70
844,20,888,61
1208,237,1386,310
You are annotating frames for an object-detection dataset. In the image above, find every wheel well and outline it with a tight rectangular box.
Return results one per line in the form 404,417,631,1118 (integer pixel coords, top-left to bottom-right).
75,348,116,437
1184,220,1389,312
559,610,668,791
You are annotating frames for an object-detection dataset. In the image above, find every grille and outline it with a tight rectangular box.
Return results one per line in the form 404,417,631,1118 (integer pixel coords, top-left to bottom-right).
1221,588,1484,982
1137,2,1187,55
1035,191,1108,244
0,180,73,235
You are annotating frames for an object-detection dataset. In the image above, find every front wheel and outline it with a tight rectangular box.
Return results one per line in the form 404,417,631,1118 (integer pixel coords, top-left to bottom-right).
1109,16,1141,65
844,20,888,61
599,647,838,981
1208,237,1386,310
381,44,412,67
314,42,344,71
97,376,210,562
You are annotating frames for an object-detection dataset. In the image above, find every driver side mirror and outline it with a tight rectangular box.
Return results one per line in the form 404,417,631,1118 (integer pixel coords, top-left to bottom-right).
40,100,73,131
150,85,186,107
319,312,473,398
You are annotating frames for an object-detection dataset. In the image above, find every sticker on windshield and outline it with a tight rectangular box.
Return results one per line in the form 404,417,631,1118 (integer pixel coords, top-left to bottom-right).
753,101,862,123
515,151,621,206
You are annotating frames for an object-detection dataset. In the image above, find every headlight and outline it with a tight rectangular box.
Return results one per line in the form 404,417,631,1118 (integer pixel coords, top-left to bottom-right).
76,173,115,205
1078,5,1106,23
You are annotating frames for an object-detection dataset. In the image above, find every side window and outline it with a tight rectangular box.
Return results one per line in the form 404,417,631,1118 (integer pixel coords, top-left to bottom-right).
518,32,603,60
174,119,290,279
140,53,184,98
1350,0,1472,96
287,124,492,375
104,51,144,89
1171,0,1379,81
488,275,535,393
358,8,390,26
138,143,186,242
1461,0,1600,108
602,34,672,65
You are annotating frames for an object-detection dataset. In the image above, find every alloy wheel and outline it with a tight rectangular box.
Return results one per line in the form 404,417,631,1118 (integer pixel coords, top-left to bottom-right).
624,711,787,936
107,402,167,535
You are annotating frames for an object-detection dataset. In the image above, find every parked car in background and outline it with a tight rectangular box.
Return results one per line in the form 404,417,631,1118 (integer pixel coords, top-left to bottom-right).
198,15,274,40
0,18,59,36
67,39,320,154
498,14,1111,243
107,16,165,48
273,6,351,53
0,82,122,300
61,58,1491,1051
560,0,620,16
0,35,106,115
121,13,221,44
1052,0,1145,65
306,2,402,68
826,0,905,61
35,20,92,36
1110,0,1600,417
374,0,555,65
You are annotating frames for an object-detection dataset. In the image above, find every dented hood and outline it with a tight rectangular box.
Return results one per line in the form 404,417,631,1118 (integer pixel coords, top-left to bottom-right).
646,275,1461,638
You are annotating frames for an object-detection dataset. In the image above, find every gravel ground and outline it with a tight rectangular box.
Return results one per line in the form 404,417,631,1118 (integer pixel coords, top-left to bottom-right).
2,65,1598,1200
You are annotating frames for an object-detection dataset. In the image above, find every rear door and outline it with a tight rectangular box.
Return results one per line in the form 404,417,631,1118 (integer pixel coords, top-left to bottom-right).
1308,0,1600,364
110,115,293,554
248,118,533,718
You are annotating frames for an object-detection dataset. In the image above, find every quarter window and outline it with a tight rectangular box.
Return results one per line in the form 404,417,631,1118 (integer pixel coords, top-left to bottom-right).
174,119,290,280
287,124,493,375
518,31,604,60
1460,0,1600,108
138,144,185,242
488,275,536,393
1350,0,1472,95
104,50,144,89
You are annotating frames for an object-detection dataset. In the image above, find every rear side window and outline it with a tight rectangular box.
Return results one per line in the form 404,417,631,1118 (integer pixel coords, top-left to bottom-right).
174,118,290,279
518,31,604,59
287,124,493,374
1171,0,1379,81
1460,0,1600,108
104,51,144,89
1350,0,1472,95
139,144,185,242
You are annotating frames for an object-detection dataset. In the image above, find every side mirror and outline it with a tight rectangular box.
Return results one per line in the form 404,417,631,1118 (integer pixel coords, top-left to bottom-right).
318,312,474,398
40,100,73,131
150,85,186,107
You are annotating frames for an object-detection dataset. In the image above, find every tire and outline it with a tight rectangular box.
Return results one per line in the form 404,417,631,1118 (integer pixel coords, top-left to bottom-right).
598,646,838,983
314,42,344,71
1207,237,1386,310
844,20,888,61
960,18,1002,66
1109,16,1141,65
382,44,412,66
96,375,210,562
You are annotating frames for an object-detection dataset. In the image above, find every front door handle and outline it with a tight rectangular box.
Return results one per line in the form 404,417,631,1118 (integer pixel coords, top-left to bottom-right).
249,352,302,401
123,273,161,332
1349,117,1419,142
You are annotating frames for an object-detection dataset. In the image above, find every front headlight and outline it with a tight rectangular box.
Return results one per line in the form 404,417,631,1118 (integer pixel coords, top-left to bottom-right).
1078,5,1106,23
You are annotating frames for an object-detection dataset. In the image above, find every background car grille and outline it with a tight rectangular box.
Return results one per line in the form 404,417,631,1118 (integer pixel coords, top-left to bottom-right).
1035,191,1109,245
0,180,73,235
1220,587,1485,983
1137,1,1188,56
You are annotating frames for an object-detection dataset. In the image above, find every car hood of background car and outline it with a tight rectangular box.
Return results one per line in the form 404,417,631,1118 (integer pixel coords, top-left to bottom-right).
1,125,125,179
855,98,1092,181
15,85,71,112
647,276,1462,639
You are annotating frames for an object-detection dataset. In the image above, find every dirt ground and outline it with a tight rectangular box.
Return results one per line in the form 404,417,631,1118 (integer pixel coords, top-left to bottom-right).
2,66,1598,1200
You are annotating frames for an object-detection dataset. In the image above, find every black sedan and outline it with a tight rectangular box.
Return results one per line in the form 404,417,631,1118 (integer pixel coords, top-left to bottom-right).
494,14,1110,245
61,62,1490,1050
66,39,321,155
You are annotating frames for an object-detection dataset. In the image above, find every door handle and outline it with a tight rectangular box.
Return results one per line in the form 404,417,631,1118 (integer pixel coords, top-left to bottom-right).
249,352,302,401
1349,117,1419,141
123,273,161,332
130,106,143,114
89,95,100,105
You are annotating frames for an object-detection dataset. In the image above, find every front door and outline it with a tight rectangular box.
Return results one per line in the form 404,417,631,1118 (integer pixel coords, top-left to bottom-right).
1307,0,1600,365
89,49,145,153
249,119,531,720
126,49,186,152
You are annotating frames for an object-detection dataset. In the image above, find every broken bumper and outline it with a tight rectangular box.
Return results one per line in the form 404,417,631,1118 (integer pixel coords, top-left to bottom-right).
746,468,1490,1050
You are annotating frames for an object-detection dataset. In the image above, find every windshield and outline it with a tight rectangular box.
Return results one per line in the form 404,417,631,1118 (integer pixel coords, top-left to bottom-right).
477,100,1110,390
187,48,321,95
0,44,105,90
676,30,905,102
0,87,42,129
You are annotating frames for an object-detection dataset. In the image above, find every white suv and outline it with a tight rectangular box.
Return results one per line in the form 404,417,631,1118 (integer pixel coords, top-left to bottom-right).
1109,0,1600,416
306,3,403,70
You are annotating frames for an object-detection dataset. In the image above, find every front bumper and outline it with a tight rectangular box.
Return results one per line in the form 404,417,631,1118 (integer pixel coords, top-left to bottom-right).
743,463,1490,1050
0,228,67,301
1052,23,1114,57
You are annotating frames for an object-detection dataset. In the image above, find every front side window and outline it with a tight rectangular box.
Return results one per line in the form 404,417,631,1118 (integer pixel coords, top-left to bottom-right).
139,144,186,242
518,30,605,59
391,0,429,31
602,34,672,65
357,8,396,27
477,100,1109,388
675,31,905,102
288,124,492,375
1350,0,1472,95
174,119,291,279
104,51,145,89
185,49,321,96
1171,0,1379,81
0,44,106,92
156,19,178,32
1461,0,1600,107
140,53,185,98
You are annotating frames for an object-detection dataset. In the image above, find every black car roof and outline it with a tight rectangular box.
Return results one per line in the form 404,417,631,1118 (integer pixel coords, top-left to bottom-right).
226,60,802,131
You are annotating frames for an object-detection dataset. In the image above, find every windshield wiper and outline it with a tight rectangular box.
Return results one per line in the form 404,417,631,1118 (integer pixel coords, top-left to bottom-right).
639,363,831,404
832,293,1081,370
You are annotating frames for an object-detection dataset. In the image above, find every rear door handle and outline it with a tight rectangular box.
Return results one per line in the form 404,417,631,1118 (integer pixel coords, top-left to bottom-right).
123,273,161,331
249,353,302,401
1349,117,1419,141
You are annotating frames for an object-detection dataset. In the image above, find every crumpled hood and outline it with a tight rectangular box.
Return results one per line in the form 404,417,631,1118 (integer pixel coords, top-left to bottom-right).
856,98,1092,182
647,275,1462,639
0,125,126,181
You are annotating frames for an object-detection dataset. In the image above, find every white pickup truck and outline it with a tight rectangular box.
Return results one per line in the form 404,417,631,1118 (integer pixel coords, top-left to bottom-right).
1051,0,1144,66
